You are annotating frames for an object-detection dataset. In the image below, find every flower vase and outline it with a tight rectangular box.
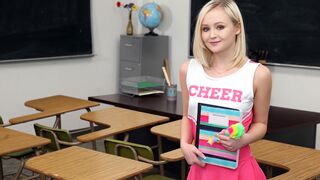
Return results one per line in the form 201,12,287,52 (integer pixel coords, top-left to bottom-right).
126,11,133,36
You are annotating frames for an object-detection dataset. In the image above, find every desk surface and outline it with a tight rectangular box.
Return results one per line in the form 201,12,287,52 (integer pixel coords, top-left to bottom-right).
251,140,320,180
151,120,320,180
9,95,100,125
89,93,320,133
77,107,169,143
151,120,181,141
25,95,100,112
0,127,50,155
25,146,153,180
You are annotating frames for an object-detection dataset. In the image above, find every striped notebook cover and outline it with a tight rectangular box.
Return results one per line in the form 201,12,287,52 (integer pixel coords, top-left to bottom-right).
195,103,241,169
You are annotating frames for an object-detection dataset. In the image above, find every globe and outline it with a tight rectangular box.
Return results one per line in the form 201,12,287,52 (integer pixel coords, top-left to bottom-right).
138,2,163,36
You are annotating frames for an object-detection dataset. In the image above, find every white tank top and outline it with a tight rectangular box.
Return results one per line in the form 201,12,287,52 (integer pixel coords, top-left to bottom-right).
186,58,260,124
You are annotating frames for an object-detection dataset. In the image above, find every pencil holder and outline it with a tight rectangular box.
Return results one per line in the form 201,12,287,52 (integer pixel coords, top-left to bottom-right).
166,84,177,101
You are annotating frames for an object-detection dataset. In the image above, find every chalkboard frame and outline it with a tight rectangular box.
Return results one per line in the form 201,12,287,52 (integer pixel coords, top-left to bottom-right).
0,0,93,63
189,0,320,69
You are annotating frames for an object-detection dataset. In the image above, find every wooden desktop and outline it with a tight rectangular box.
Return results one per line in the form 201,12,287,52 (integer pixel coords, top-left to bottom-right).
0,127,50,179
25,146,153,180
88,93,320,148
151,120,320,180
77,107,169,143
9,95,100,128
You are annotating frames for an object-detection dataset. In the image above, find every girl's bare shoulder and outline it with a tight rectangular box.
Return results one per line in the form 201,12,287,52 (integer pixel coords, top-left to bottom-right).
180,59,191,74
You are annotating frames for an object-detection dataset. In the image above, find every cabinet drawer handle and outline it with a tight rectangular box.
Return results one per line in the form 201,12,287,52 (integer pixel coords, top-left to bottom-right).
124,67,134,71
124,43,133,47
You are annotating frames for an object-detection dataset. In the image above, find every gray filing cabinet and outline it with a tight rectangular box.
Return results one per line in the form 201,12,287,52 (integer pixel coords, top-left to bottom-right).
119,35,169,80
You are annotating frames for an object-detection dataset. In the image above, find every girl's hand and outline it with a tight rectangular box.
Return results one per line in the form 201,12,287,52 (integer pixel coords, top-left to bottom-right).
181,143,206,167
217,130,241,152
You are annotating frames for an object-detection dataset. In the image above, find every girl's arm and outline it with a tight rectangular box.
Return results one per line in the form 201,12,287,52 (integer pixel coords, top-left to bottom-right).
180,61,205,167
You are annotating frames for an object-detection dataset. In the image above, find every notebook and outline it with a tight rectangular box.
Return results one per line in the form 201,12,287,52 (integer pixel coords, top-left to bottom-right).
195,103,242,169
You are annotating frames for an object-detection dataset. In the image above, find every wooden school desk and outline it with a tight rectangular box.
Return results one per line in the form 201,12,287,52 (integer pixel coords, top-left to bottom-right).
76,107,169,144
88,93,320,148
8,95,100,128
151,120,184,179
150,120,320,180
0,127,50,179
25,146,153,180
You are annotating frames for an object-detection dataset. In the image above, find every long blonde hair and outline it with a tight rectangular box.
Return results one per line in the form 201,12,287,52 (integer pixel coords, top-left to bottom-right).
192,0,247,68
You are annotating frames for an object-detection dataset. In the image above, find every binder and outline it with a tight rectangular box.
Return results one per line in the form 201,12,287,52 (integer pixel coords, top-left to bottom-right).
195,103,241,169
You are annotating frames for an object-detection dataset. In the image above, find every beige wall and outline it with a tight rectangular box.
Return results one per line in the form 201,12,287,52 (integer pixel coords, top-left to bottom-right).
1,0,319,149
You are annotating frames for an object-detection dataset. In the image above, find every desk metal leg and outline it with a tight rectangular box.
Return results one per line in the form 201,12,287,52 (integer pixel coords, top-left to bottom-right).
53,114,61,129
181,160,186,180
12,159,25,180
85,108,97,150
266,166,273,179
123,133,130,142
0,157,3,180
157,136,165,176
90,122,97,150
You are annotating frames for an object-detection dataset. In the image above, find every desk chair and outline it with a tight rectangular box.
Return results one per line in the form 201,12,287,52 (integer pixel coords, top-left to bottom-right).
104,138,174,180
0,116,36,180
33,123,81,151
31,123,81,180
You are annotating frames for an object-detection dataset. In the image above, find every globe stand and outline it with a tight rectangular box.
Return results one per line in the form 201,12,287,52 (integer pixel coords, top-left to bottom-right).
144,28,158,36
